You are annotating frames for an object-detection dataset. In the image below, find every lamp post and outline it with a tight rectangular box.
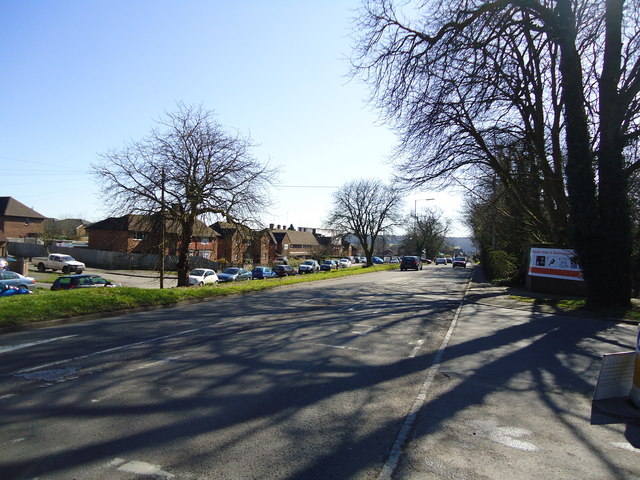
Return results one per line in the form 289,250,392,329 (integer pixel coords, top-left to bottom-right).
413,198,434,256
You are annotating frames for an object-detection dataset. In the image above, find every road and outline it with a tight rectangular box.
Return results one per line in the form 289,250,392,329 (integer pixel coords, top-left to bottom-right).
0,265,472,479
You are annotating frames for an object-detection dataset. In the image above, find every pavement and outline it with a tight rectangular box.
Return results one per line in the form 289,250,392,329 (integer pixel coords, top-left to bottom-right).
389,266,640,479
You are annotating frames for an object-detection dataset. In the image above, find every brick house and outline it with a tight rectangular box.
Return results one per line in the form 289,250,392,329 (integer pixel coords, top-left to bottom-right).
86,214,218,260
211,222,271,266
267,227,320,259
0,197,46,239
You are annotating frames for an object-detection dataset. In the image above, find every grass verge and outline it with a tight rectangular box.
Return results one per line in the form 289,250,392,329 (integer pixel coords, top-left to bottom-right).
0,264,397,328
509,294,640,323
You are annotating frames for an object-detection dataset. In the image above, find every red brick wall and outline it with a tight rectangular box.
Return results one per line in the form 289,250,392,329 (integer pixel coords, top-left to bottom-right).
1,217,44,238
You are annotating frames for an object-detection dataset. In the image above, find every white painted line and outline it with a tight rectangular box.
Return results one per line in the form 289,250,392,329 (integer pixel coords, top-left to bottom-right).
0,335,79,354
377,277,472,480
10,328,200,376
352,324,378,336
128,354,188,372
311,343,365,352
117,460,175,478
611,442,640,452
409,339,425,358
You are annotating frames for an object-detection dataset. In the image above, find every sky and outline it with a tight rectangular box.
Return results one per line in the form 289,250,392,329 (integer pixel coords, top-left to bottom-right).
0,1,470,237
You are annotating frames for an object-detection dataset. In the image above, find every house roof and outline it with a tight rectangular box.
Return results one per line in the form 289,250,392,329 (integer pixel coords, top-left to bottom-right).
87,214,218,237
265,229,321,247
0,197,46,220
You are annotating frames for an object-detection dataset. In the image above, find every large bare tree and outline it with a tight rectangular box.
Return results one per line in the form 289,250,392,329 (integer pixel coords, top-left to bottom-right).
326,179,403,265
353,0,640,307
93,103,276,286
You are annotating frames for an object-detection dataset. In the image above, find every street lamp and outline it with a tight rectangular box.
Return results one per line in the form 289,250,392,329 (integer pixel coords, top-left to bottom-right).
413,198,434,256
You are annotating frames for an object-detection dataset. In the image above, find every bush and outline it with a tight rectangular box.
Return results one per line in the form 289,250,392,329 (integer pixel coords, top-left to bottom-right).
486,250,518,283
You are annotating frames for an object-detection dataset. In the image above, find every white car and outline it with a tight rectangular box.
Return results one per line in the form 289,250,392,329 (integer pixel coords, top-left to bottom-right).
339,258,352,268
188,268,219,286
435,257,447,265
298,260,320,274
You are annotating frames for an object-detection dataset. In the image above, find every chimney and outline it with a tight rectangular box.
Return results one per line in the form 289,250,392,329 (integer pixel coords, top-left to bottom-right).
269,223,274,229
277,225,281,230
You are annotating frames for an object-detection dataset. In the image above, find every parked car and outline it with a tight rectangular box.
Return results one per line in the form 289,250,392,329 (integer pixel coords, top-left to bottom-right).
359,256,367,263
0,284,32,297
446,257,453,264
339,258,352,268
32,253,85,274
390,257,400,264
51,274,117,291
217,267,252,282
320,259,338,271
274,264,297,277
372,256,384,264
400,256,423,271
298,260,320,274
274,256,289,265
452,257,467,268
0,257,9,270
252,266,277,279
0,270,36,289
188,268,219,286
434,257,447,265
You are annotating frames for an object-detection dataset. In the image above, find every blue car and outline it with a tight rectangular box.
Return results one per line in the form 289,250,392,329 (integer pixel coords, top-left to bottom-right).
251,266,277,279
372,256,384,264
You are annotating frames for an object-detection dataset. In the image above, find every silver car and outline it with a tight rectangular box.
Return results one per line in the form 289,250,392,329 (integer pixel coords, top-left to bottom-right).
0,271,36,289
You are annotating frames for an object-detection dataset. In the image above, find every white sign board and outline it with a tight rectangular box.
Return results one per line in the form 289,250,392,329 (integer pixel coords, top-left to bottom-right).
528,247,584,281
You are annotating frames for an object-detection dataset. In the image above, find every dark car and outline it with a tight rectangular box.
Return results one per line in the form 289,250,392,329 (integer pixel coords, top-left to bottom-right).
320,260,338,271
452,257,467,268
217,268,252,282
400,256,423,271
273,264,297,277
51,274,117,291
252,266,277,279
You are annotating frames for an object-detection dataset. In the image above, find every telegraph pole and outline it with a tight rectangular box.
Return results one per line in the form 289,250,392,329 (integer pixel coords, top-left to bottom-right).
159,167,165,289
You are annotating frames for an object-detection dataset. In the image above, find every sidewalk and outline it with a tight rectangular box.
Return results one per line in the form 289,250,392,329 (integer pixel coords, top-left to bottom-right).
395,267,640,479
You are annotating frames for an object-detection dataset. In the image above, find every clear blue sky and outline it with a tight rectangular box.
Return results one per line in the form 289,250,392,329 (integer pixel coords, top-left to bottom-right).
1,1,469,236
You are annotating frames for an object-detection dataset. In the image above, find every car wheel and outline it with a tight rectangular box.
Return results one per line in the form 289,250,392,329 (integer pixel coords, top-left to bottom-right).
37,263,46,272
199,281,204,286
62,266,69,274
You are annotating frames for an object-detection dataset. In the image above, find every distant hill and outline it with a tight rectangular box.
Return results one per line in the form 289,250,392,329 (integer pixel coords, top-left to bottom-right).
447,237,476,254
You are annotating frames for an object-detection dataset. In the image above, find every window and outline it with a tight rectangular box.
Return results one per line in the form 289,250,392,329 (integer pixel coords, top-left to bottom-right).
200,237,209,245
130,231,147,241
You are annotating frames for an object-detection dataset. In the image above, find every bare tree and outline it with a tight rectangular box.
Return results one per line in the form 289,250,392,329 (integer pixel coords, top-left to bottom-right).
402,208,450,259
93,103,276,286
353,0,640,307
326,179,403,265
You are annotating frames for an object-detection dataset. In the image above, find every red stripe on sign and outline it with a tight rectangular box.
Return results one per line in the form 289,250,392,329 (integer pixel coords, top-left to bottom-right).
529,266,583,278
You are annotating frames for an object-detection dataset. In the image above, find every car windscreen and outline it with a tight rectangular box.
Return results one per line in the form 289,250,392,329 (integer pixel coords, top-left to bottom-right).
223,268,239,274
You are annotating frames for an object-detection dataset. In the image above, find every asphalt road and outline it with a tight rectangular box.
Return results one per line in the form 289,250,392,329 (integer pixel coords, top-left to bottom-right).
0,265,472,479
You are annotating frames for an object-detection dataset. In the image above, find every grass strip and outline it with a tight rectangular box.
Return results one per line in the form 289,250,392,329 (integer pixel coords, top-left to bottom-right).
509,294,640,323
0,264,398,327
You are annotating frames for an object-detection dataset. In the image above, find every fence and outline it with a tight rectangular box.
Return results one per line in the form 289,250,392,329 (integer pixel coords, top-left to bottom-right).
7,241,218,271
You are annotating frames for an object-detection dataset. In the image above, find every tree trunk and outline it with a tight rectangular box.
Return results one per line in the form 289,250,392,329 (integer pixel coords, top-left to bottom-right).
596,0,632,307
556,0,631,307
176,219,195,287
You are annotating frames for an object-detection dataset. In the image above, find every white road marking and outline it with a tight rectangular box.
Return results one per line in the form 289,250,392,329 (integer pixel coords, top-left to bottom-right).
312,343,365,352
116,460,175,478
9,328,201,376
409,339,425,358
0,335,78,354
467,420,538,451
128,354,188,372
611,441,640,452
377,275,472,480
352,324,378,336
